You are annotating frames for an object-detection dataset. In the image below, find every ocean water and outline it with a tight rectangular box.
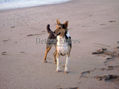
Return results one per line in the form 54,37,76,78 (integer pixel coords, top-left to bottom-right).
0,0,70,10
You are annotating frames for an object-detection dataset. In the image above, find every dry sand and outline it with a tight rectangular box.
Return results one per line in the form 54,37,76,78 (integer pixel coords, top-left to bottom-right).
0,0,119,89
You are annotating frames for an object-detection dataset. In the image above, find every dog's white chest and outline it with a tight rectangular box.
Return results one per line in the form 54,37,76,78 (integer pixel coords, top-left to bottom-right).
57,36,69,55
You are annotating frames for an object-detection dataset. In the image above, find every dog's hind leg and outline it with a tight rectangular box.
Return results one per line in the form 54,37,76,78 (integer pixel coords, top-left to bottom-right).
44,46,51,63
53,50,57,64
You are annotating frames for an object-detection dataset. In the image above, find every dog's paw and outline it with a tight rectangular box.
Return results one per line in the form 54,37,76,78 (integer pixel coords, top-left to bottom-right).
56,70,62,72
64,68,69,74
43,60,47,63
56,68,62,72
64,70,69,74
54,61,57,64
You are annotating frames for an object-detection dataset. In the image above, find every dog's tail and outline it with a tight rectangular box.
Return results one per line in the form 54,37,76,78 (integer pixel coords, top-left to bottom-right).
47,24,53,34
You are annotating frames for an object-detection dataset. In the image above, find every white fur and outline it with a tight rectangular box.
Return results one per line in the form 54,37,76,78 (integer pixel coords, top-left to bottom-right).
57,36,69,55
66,31,70,37
56,35,70,72
65,55,69,72
56,56,61,72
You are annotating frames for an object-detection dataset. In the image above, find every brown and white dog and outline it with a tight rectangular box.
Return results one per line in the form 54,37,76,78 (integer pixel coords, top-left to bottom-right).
44,20,72,73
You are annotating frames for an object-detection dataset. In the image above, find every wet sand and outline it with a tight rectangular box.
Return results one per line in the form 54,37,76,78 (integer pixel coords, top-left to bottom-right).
0,0,119,89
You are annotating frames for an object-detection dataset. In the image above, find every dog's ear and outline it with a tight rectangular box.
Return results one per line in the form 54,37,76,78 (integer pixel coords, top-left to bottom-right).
64,21,68,28
56,19,61,25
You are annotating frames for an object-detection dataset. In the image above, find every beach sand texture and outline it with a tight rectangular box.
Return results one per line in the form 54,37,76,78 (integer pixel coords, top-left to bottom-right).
0,0,119,89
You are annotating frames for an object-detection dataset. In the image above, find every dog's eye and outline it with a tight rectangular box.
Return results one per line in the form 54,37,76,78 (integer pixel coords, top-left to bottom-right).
57,32,61,35
58,27,61,29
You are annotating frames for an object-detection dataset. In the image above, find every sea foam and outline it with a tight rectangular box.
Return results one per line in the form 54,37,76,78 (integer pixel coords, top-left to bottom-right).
0,0,70,10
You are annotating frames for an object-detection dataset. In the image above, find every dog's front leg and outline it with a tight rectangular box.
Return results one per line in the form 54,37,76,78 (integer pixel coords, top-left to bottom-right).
64,55,70,73
56,54,61,72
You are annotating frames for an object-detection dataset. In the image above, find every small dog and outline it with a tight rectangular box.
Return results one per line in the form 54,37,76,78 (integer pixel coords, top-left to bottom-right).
44,20,72,73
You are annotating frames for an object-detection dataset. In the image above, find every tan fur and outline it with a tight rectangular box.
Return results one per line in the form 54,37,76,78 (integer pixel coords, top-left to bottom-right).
44,20,71,65
44,46,51,63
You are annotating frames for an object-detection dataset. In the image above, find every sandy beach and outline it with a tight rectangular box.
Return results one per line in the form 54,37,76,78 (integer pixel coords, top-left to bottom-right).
0,0,119,89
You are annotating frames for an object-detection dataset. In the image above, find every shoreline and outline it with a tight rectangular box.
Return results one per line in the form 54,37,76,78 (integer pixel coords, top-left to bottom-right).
0,0,72,12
